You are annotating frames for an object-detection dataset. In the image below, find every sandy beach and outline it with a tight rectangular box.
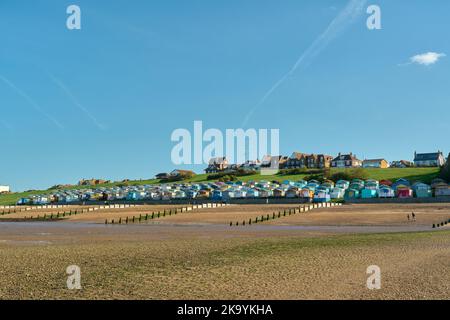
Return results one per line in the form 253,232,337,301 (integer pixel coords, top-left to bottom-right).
0,203,449,300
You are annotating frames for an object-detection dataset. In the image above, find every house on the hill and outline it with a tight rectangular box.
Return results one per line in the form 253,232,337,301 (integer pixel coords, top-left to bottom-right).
261,155,288,169
362,159,389,168
284,152,333,169
205,157,228,173
390,160,414,168
155,173,169,180
284,152,308,169
331,153,362,168
0,185,10,193
240,160,261,171
308,154,333,168
413,151,446,167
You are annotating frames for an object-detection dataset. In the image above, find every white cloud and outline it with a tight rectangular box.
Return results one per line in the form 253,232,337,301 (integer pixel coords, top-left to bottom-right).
410,52,446,66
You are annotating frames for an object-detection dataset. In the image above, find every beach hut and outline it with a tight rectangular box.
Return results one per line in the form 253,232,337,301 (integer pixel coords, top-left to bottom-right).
313,190,331,203
336,180,350,190
151,192,162,200
211,190,223,200
66,194,79,203
234,190,247,198
392,178,410,190
126,191,141,201
330,187,345,199
365,180,379,188
161,191,175,201
322,179,335,187
379,179,392,187
197,190,211,199
286,187,300,198
349,182,364,191
17,198,31,205
173,190,186,199
351,178,365,186
396,186,413,198
305,182,319,191
246,189,259,198
435,184,450,197
412,182,432,198
378,186,395,198
222,189,236,199
49,194,60,203
273,188,286,198
315,186,329,194
431,178,446,189
361,188,377,199
80,193,91,201
294,180,307,188
344,188,360,200
185,190,198,199
299,188,314,200
319,182,333,192
35,196,50,205
258,188,272,198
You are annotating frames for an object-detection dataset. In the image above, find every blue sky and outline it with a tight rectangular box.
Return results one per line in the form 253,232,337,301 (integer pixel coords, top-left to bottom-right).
1,0,449,191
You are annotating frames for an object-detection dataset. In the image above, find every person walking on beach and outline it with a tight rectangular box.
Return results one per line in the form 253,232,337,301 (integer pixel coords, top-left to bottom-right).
412,212,416,222
407,214,410,222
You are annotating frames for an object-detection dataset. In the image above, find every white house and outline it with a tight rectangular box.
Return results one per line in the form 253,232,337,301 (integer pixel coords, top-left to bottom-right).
331,153,362,168
0,185,10,193
414,151,446,167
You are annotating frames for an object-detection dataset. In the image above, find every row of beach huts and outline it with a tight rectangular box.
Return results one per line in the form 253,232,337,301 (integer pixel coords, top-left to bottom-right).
17,178,450,205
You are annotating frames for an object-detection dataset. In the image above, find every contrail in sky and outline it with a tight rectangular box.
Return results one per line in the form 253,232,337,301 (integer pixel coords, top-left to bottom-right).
242,0,367,126
0,75,64,129
47,73,106,131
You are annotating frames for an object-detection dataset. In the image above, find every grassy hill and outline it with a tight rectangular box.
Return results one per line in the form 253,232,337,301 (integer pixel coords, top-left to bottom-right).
0,167,441,206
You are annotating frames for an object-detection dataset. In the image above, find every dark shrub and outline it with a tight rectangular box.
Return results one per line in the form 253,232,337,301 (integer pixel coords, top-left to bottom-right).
439,153,450,182
278,168,324,176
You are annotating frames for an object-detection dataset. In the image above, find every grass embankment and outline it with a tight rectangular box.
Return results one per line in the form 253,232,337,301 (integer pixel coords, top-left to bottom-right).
0,167,440,206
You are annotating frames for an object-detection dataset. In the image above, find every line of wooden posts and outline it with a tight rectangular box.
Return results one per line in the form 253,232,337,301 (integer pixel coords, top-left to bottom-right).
105,203,229,225
0,203,139,217
432,218,450,229
1,204,140,219
0,209,17,215
230,202,343,226
19,209,83,221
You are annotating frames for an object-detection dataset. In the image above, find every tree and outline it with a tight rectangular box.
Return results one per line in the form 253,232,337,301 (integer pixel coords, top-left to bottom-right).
439,153,450,182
